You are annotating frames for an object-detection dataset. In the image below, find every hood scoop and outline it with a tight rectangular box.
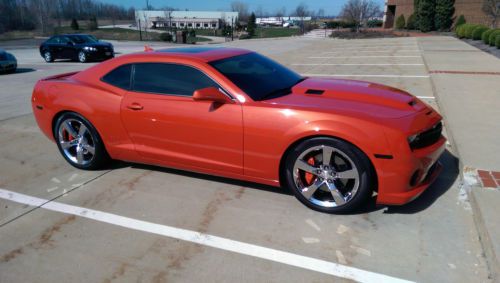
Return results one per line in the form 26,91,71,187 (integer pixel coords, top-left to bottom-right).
305,89,324,95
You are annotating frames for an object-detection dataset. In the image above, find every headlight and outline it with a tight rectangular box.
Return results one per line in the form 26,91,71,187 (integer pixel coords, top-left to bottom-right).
83,46,97,51
407,134,418,144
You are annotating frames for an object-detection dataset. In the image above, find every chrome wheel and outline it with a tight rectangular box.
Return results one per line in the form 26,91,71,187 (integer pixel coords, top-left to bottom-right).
57,119,95,166
44,52,52,62
78,51,86,63
292,145,360,208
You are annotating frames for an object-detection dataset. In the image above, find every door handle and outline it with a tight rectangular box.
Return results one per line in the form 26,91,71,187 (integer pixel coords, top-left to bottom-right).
127,103,143,110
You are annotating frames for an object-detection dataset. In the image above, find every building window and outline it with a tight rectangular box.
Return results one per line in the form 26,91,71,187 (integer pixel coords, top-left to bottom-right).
180,23,185,27
204,23,209,28
196,23,201,27
188,23,192,27
211,23,217,28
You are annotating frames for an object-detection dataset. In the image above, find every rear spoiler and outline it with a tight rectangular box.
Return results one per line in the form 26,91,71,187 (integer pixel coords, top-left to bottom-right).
41,71,79,81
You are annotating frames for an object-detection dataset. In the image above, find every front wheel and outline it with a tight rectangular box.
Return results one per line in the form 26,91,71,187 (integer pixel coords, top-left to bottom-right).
283,137,374,213
54,112,109,170
43,51,54,62
78,51,87,63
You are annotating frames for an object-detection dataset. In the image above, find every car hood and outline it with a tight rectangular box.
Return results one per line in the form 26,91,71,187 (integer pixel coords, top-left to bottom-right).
263,77,429,119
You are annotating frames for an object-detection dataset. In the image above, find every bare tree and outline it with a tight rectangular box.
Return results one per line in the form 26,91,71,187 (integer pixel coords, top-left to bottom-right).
317,8,325,19
482,0,500,27
294,3,310,33
340,0,381,32
275,6,286,18
255,5,267,18
230,1,248,21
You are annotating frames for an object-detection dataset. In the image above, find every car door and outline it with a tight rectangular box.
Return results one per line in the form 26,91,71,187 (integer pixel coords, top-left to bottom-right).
59,36,76,59
120,62,243,174
48,36,64,58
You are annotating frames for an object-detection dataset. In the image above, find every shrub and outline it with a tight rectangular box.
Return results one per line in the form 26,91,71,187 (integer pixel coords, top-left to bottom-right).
471,26,488,40
464,24,479,39
455,14,466,29
70,19,79,30
395,15,406,29
496,35,500,49
159,32,172,42
482,29,494,43
406,14,417,30
455,24,465,38
490,30,500,46
88,16,98,31
367,19,383,28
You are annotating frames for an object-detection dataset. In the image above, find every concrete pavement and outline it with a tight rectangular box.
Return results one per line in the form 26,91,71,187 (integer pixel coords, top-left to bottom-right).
419,36,500,280
0,36,494,282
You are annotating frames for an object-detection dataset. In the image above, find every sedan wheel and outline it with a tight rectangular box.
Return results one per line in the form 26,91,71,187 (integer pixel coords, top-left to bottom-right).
55,113,109,170
284,137,374,213
78,51,87,63
44,51,53,62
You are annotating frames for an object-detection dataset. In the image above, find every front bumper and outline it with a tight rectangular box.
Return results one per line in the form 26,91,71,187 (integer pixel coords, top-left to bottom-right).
84,51,114,61
375,135,446,205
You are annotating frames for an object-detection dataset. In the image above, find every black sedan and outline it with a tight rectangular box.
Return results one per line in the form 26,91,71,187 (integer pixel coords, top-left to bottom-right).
39,34,114,63
0,49,17,74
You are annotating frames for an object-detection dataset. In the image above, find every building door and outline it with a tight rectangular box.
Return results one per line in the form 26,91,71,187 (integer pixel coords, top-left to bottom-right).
384,5,396,28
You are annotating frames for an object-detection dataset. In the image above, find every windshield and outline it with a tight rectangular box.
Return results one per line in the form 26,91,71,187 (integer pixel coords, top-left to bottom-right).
209,52,303,101
68,35,98,44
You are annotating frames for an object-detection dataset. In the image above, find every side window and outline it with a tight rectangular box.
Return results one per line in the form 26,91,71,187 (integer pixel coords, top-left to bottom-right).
47,36,59,44
132,63,219,96
102,64,132,90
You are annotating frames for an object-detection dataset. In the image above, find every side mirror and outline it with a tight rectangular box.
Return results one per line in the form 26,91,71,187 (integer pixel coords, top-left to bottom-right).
193,87,233,104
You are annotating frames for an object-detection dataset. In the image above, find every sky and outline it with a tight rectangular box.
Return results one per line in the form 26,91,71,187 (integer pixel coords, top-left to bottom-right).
101,0,386,17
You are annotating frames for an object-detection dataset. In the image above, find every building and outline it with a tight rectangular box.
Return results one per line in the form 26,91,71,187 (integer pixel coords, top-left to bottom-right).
383,0,500,29
256,16,312,27
135,11,239,30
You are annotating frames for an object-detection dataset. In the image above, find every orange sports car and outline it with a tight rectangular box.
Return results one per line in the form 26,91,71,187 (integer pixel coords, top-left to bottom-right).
31,47,446,213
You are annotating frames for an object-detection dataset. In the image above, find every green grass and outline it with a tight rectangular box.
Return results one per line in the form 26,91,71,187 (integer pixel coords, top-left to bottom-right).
253,27,301,38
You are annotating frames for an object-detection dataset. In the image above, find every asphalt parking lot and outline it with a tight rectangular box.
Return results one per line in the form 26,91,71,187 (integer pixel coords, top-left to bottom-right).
0,37,491,282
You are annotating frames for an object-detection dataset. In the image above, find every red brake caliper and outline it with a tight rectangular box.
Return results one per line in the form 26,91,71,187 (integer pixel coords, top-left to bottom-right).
304,157,316,185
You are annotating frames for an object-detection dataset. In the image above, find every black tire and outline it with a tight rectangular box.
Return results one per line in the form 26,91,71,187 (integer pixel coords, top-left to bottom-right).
54,112,109,170
283,137,374,214
78,51,87,63
43,51,54,63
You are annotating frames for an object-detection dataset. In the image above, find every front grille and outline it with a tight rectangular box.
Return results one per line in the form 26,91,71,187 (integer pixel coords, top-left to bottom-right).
409,122,443,150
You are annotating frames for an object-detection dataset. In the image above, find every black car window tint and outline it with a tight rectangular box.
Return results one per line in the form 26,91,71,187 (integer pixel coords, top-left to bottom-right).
132,63,219,97
101,64,132,90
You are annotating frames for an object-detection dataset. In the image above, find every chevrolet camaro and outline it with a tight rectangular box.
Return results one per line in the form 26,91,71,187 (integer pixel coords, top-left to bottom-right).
31,47,446,213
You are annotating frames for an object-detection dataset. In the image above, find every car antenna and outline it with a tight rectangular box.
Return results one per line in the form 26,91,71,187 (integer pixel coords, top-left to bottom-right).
144,45,154,52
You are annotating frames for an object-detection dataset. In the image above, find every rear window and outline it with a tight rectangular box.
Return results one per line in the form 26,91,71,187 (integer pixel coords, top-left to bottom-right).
101,64,132,90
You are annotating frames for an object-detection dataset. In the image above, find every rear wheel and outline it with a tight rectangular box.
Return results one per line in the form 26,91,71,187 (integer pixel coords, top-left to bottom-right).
54,112,109,170
283,137,374,213
43,51,54,63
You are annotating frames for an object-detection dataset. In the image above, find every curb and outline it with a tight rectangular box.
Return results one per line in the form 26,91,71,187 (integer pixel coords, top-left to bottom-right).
463,169,499,281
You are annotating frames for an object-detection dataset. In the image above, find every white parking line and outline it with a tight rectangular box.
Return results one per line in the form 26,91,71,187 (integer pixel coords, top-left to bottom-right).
0,188,414,283
309,56,421,59
301,74,430,78
292,63,424,66
416,96,436,99
323,50,420,53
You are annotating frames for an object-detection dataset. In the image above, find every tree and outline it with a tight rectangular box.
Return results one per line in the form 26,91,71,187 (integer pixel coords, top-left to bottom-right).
247,12,256,37
295,3,310,33
340,0,381,32
395,14,406,29
275,6,286,18
482,0,500,28
89,15,98,31
435,0,454,31
70,18,79,30
455,14,466,29
414,0,421,29
317,8,325,19
418,0,435,32
230,1,249,21
407,13,417,30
